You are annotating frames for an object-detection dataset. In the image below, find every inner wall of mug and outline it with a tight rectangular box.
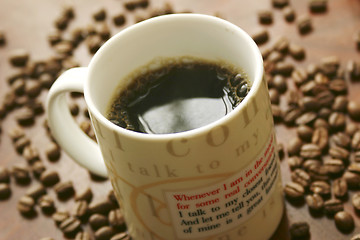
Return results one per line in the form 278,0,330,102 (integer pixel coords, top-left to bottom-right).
86,14,263,133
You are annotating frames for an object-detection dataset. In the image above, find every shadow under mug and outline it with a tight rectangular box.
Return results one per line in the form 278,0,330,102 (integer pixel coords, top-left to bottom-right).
46,13,284,240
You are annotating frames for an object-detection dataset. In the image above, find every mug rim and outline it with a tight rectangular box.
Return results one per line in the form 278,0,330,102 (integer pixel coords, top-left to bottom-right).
85,13,264,140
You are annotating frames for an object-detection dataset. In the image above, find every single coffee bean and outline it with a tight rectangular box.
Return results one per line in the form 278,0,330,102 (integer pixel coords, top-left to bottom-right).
17,195,35,215
269,88,280,105
0,167,10,183
329,146,349,162
12,163,31,184
52,210,70,226
317,107,332,120
54,181,75,200
289,43,305,60
348,100,360,120
258,10,273,24
329,79,347,95
75,187,93,203
15,107,35,126
324,198,343,216
273,37,289,53
323,159,344,176
87,35,103,54
25,80,42,98
107,190,119,207
330,132,350,149
59,216,82,236
328,112,346,131
299,96,320,112
343,171,360,189
311,127,328,151
75,232,91,240
321,56,339,77
252,29,269,45
272,61,294,76
292,68,308,86
348,60,360,81
0,183,11,199
287,156,303,171
39,195,55,214
316,90,335,108
95,226,116,240
26,183,46,201
111,232,131,240
0,30,6,46
40,170,60,187
9,49,30,67
283,107,303,125
31,161,46,178
45,142,61,161
332,178,348,199
97,22,111,41
291,169,311,188
346,122,359,136
69,102,79,116
348,163,360,175
289,222,310,239
284,182,305,199
351,130,360,150
354,151,360,163
352,193,360,211
305,193,324,211
334,211,354,232
310,180,331,196
295,112,317,126
23,145,40,164
89,213,109,231
89,199,116,215
300,143,321,159
93,8,107,21
8,126,25,142
12,78,26,96
332,95,348,112
296,125,313,142
302,159,321,172
271,104,283,122
297,15,312,34
108,209,126,230
286,89,301,106
48,30,62,46
309,0,328,13
113,13,126,26
287,137,303,156
72,200,89,219
272,0,289,8
308,164,329,181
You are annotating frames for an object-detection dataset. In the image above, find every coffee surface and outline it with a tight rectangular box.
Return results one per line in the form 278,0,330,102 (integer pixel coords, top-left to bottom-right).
107,59,250,134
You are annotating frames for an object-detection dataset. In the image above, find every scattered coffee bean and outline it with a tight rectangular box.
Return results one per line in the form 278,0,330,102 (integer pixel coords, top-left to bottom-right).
351,234,360,240
296,125,313,142
107,190,119,207
272,0,289,8
31,161,46,178
308,164,329,181
330,132,350,149
269,88,280,104
346,122,359,137
252,29,269,45
284,107,303,125
75,187,93,203
348,100,360,120
95,226,116,240
39,195,55,214
297,15,312,35
324,198,343,216
310,180,331,196
26,183,46,201
352,192,360,212
0,183,11,199
108,209,126,230
271,104,283,122
291,169,311,188
87,35,103,54
292,68,309,86
289,43,305,60
282,6,295,22
9,49,30,67
289,222,310,239
332,178,348,199
15,107,35,126
0,167,10,183
25,80,43,98
113,13,126,26
284,182,305,199
45,142,61,161
287,156,303,170
8,126,25,142
329,146,349,162
69,102,80,116
40,170,60,187
311,127,328,151
300,143,321,159
302,159,321,172
89,213,109,231
334,211,354,232
59,216,82,236
287,137,303,156
75,232,91,240
305,193,323,211
316,91,335,108
12,163,31,184
111,232,131,240
328,111,346,130
351,130,360,150
93,8,107,21
54,181,75,200
23,145,40,164
17,195,35,216
343,171,360,189
89,199,116,215
296,112,317,126
309,0,328,13
0,30,6,46
258,10,273,24
52,210,70,226
72,200,89,219
323,159,344,176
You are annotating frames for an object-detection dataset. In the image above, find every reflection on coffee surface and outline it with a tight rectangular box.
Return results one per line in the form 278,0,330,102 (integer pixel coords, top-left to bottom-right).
107,57,251,134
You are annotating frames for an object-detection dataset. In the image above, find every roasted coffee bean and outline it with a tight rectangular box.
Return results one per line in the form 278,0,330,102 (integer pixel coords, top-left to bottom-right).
321,56,339,77
305,193,323,211
72,200,89,219
289,43,305,60
284,107,303,125
302,159,321,171
31,161,46,178
75,232,91,240
12,163,31,184
272,0,289,8
348,60,360,81
69,102,79,116
272,61,294,76
329,146,349,162
89,199,116,215
332,96,348,112
87,35,103,54
98,22,111,41
351,234,360,240
54,181,75,200
273,37,289,53
12,78,26,96
48,30,62,46
330,132,350,149
39,237,54,240
25,80,42,98
295,112,317,126
59,216,82,236
26,183,46,201
352,130,360,150
300,143,321,159
343,171,360,189
258,10,273,24
286,90,300,106
287,137,303,156
296,125,313,142
297,15,312,34
95,226,116,240
46,142,61,161
113,13,126,26
334,211,354,232
309,0,328,13
17,195,35,215
23,145,40,164
271,104,283,122
324,198,343,216
310,180,330,196
311,127,328,150
39,195,55,214
0,183,11,199
40,170,60,187
329,79,347,95
107,190,119,207
9,49,30,67
93,8,107,21
108,209,126,230
332,178,348,199
289,222,310,239
284,182,305,199
346,122,359,137
15,107,35,126
75,187,93,203
300,80,316,95
354,151,360,163
308,165,329,181
111,232,131,240
8,126,25,142
269,88,280,104
277,143,285,159
348,163,360,174
292,68,308,86
89,213,109,230
291,169,311,188
287,156,303,170
0,30,6,46
0,167,10,183
316,90,335,108
348,100,360,120
299,96,319,111
317,107,332,120
323,159,344,176
53,210,70,226
352,193,360,211
252,29,269,45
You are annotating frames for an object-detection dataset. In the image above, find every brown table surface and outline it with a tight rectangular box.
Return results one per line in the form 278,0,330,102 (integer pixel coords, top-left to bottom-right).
1,0,360,239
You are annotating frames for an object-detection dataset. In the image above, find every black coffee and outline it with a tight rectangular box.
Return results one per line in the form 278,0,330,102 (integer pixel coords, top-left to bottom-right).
107,58,250,134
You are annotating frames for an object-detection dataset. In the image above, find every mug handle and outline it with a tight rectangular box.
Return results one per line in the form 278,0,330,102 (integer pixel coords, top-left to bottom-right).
46,67,108,178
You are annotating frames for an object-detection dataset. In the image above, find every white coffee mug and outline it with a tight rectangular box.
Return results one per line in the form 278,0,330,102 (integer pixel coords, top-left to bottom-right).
46,13,284,240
